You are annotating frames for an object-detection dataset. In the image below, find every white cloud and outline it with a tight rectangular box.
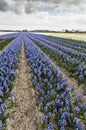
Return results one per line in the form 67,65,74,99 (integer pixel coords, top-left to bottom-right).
0,11,86,31
34,11,49,20
0,0,86,30
1,0,86,14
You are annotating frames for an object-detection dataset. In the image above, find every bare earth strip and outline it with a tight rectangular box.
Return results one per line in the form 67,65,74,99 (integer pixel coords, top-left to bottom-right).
7,39,42,130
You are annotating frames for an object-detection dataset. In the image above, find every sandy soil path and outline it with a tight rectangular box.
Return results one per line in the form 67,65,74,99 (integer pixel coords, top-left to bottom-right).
7,39,42,130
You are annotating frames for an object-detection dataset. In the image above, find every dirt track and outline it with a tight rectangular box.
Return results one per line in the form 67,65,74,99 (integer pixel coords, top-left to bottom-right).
7,39,42,130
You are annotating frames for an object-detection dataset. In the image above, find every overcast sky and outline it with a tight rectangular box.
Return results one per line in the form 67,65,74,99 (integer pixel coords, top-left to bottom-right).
0,0,86,31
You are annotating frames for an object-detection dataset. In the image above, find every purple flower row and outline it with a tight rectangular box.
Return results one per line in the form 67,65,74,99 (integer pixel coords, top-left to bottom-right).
23,34,86,130
27,33,86,82
0,33,22,129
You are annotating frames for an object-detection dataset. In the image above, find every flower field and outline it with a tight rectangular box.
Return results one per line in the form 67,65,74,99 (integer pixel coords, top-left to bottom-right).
38,33,86,42
0,32,86,130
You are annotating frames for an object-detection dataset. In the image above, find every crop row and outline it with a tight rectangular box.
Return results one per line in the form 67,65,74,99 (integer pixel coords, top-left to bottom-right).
27,33,86,84
23,34,86,130
0,33,22,129
0,33,19,39
30,33,86,53
29,33,86,61
47,37,86,53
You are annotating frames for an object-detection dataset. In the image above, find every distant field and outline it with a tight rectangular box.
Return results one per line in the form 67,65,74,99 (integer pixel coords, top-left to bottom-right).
36,32,86,41
0,32,15,35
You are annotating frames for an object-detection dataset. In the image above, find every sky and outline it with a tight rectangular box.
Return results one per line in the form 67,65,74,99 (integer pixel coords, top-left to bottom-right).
0,0,86,31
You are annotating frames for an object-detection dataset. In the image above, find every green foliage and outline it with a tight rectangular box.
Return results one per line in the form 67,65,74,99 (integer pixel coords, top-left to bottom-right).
0,38,14,51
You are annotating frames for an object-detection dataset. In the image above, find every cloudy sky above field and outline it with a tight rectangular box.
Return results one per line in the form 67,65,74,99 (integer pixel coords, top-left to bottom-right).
0,0,86,31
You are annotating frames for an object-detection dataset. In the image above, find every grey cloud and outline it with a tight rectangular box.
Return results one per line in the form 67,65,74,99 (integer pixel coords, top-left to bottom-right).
0,0,85,14
25,1,43,14
24,0,86,14
25,5,35,13
27,0,83,5
0,0,9,12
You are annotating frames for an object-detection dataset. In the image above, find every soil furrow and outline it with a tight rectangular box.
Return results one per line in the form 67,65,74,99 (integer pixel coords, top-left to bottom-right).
7,39,42,130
